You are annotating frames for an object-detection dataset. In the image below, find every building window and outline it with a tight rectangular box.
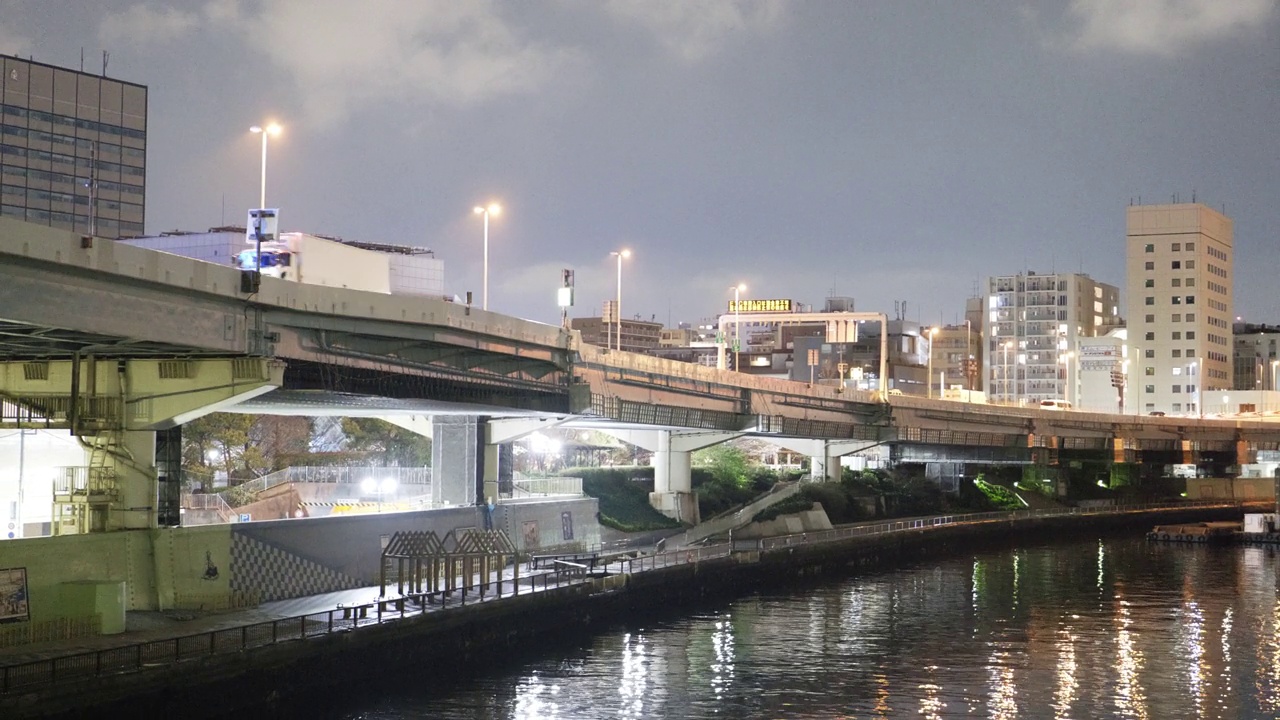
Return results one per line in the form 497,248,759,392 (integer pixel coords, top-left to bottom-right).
1186,331,1195,340
1145,279,1154,288
1172,261,1181,269
1187,260,1195,269
1187,385,1196,394
1171,296,1181,305
1145,367,1155,376
1172,243,1181,251
1145,261,1155,270
1145,296,1155,305
1186,242,1195,251
1173,403,1182,412
1186,278,1195,287
1145,385,1155,393
1172,385,1181,393
1172,332,1181,340
1185,295,1195,304
1186,313,1195,322
1172,350,1181,358
1145,314,1155,323
1145,332,1155,340
1145,349,1155,358
1145,244,1154,253
1171,279,1181,287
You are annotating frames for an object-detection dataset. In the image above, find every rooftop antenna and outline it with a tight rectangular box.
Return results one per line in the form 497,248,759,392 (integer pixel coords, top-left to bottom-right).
80,47,84,72
102,51,109,77
1191,190,1196,203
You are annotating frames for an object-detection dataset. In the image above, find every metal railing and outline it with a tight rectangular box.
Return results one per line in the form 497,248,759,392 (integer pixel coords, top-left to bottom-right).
756,499,1246,551
511,477,583,498
52,467,117,496
0,499,1243,697
218,466,432,506
180,493,236,523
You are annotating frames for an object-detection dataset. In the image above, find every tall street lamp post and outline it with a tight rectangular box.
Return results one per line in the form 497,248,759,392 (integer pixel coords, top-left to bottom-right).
611,249,631,351
1272,359,1278,393
731,283,746,371
249,123,282,210
472,203,501,310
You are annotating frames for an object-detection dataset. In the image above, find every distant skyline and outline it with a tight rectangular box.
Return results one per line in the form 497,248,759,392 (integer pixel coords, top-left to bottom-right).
5,1,1278,328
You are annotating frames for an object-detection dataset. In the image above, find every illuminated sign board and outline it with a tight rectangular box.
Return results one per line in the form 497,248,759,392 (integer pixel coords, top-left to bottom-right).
728,299,793,313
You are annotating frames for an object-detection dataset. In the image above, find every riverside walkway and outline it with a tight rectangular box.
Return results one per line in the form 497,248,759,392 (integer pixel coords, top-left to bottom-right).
0,499,1247,700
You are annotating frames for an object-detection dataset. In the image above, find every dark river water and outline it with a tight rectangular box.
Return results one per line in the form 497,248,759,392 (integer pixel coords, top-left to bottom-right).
310,536,1280,719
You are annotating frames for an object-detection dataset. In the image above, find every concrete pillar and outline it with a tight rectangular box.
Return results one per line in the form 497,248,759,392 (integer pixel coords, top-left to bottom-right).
431,415,484,507
780,438,880,483
605,429,742,524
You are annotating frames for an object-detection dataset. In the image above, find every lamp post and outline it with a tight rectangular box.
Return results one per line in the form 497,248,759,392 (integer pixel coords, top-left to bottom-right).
472,203,501,310
731,283,746,371
610,249,631,351
1272,359,1278,393
926,327,937,398
249,123,282,210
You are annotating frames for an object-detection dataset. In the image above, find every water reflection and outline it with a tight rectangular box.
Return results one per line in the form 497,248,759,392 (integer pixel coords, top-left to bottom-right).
327,539,1280,720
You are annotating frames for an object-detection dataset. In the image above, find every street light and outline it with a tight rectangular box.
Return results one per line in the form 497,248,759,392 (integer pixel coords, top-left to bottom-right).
1272,359,1278,393
361,477,397,513
249,123,282,210
731,283,746,371
926,327,938,398
472,203,501,310
610,249,631,351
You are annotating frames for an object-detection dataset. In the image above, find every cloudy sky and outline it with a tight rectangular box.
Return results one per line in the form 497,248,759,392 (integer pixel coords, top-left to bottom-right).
4,1,1278,328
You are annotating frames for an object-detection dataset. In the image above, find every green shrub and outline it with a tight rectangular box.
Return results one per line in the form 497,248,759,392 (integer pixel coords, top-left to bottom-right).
974,476,1022,510
565,466,679,531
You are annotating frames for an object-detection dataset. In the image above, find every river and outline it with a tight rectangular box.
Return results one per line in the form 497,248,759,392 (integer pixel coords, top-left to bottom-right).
300,535,1280,719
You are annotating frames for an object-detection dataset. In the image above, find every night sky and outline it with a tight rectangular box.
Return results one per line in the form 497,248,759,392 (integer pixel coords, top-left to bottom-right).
8,1,1279,328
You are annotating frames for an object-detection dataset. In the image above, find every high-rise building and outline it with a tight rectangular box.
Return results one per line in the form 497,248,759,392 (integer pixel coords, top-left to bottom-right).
1232,322,1280,392
1126,203,1233,414
1,56,147,238
984,271,1121,406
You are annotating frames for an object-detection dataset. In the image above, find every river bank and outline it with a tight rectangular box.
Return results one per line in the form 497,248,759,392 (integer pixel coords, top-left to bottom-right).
0,502,1252,719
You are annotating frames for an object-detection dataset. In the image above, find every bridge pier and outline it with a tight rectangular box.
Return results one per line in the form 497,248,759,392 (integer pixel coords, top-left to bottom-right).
0,358,282,534
607,429,742,524
779,439,881,483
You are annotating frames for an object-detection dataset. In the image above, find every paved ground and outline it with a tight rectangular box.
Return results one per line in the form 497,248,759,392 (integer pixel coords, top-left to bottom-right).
0,560,561,668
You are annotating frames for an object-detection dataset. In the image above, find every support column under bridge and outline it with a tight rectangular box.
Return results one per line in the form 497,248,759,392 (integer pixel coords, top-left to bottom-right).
0,357,283,532
606,429,742,524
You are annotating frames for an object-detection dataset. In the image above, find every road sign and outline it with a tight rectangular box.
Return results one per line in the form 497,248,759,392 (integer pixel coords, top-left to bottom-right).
808,348,819,366
239,513,251,523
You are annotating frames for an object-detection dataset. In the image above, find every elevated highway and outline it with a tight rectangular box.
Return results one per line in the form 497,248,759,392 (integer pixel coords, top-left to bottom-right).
1,217,1277,529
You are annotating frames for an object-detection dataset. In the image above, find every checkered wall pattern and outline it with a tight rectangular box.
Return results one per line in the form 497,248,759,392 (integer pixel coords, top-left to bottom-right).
229,532,363,602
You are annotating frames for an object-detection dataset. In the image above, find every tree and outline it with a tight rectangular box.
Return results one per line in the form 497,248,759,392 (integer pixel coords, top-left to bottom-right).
341,417,431,466
181,413,262,487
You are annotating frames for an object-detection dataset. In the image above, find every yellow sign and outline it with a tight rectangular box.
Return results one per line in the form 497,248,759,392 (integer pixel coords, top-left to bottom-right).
728,298,793,313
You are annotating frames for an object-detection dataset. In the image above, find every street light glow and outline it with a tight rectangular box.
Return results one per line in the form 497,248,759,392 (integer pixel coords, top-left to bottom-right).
474,203,501,216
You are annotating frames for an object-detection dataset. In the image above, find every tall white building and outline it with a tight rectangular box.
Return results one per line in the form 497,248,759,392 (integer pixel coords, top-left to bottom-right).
984,271,1121,406
1126,203,1233,415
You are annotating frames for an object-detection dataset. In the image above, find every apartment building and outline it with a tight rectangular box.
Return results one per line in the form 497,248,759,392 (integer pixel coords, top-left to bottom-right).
1126,203,1233,414
984,271,1121,406
1,56,147,238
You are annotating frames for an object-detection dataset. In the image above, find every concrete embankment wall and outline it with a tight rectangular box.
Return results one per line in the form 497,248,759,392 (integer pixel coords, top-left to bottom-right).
3,506,1243,719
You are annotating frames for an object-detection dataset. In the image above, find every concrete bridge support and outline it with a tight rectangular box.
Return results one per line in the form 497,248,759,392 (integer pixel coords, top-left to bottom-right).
607,429,742,524
0,357,282,534
779,439,882,483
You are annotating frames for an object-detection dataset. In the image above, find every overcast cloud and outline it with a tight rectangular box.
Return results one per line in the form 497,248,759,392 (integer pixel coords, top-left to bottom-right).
8,1,1279,329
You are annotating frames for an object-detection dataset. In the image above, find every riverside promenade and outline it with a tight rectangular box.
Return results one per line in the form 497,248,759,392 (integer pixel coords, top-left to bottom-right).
0,499,1252,718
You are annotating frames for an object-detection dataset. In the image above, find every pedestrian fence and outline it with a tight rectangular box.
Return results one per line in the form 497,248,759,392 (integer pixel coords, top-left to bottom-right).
0,499,1241,696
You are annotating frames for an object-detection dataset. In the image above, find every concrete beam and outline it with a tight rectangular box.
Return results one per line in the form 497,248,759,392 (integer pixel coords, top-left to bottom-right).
486,416,571,445
379,414,432,437
605,429,742,453
0,358,284,431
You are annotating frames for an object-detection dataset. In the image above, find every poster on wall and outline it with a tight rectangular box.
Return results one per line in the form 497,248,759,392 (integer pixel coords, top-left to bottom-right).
561,511,574,541
0,567,30,624
522,520,540,550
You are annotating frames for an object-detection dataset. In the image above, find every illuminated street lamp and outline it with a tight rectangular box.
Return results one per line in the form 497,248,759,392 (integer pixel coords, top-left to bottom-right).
249,122,282,210
361,477,398,513
731,283,746,371
472,203,501,310
1272,359,1278,392
610,249,631,351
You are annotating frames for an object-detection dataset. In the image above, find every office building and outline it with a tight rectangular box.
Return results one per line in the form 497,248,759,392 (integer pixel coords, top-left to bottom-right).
1232,322,1280,392
1,56,147,238
571,316,663,353
984,271,1121,406
1126,203,1233,414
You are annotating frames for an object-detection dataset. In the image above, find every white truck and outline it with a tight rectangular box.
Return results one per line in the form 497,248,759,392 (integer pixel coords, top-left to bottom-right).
235,232,392,294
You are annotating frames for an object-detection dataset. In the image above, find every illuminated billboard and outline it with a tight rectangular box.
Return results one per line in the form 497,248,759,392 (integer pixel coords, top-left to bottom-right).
728,299,793,313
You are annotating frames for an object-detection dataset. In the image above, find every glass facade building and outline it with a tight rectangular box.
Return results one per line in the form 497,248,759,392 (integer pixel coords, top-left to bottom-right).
1,56,146,238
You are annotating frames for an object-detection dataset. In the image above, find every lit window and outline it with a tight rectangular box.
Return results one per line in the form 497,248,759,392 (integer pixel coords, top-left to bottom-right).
1172,296,1182,305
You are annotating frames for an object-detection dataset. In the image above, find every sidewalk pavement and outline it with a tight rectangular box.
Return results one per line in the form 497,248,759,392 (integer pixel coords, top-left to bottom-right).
0,561,548,668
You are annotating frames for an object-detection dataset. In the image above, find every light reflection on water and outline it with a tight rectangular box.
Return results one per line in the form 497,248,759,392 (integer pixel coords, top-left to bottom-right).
329,538,1280,719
